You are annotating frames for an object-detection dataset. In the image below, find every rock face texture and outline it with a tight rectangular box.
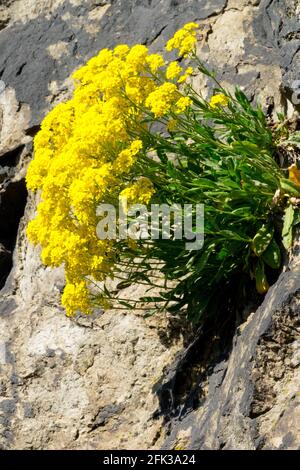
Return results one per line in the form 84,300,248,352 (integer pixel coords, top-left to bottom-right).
163,271,300,450
0,0,299,450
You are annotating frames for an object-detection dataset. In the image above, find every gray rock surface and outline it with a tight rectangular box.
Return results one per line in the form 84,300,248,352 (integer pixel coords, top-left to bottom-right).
0,0,299,450
253,0,300,107
0,0,227,127
164,271,300,450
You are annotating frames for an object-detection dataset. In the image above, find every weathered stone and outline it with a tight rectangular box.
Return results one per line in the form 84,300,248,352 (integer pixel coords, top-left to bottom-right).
0,87,31,157
0,0,227,127
253,0,300,112
164,273,300,450
0,0,299,451
0,243,11,289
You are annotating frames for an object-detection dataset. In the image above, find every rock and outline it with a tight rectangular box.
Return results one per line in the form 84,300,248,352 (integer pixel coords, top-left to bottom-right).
0,8,10,30
0,87,31,157
0,0,299,451
164,271,300,450
0,0,227,127
0,243,11,289
0,143,29,289
253,0,300,113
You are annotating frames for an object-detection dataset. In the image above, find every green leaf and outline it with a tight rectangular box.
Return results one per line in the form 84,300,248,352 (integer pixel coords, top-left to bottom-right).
103,283,113,298
118,300,134,309
280,179,300,197
213,230,251,242
262,238,281,269
231,207,253,217
255,259,269,294
140,296,165,303
194,243,216,273
282,205,295,250
293,209,300,227
117,280,132,289
252,224,274,256
234,88,251,110
189,178,216,189
217,247,230,261
157,148,168,164
284,131,300,148
166,161,179,178
143,309,158,319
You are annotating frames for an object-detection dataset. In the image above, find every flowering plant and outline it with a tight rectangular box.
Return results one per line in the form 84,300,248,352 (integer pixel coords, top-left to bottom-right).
26,23,300,322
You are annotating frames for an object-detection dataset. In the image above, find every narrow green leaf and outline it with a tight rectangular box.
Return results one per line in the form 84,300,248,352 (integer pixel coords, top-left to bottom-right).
252,224,274,256
195,243,215,273
118,300,134,309
262,238,281,269
293,209,300,227
143,309,158,319
140,296,165,303
280,179,300,197
282,205,295,250
255,259,269,294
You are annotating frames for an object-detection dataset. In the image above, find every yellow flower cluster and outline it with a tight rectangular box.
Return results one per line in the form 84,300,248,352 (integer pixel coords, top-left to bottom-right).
120,177,155,209
209,93,230,109
288,164,300,187
113,140,143,174
146,81,192,117
175,96,193,114
166,61,182,80
178,66,194,84
166,22,199,57
61,281,92,315
26,25,196,316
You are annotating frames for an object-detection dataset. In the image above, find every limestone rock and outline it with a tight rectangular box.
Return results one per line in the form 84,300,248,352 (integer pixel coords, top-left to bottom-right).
0,87,31,157
0,0,299,450
164,271,300,450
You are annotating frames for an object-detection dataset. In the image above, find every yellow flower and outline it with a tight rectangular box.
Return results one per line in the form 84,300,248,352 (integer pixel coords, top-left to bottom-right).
62,280,92,316
209,93,230,109
288,164,300,187
145,82,179,117
114,140,143,173
167,119,178,132
120,177,155,208
175,96,192,114
166,61,182,80
178,66,194,84
146,53,165,73
126,44,149,68
166,22,199,57
183,22,199,31
26,25,200,316
113,44,130,58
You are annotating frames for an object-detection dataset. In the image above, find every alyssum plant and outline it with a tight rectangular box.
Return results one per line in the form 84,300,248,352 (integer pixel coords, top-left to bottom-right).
26,23,300,323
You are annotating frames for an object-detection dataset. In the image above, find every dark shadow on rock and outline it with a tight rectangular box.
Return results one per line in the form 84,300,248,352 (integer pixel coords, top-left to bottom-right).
153,277,263,428
0,178,27,289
